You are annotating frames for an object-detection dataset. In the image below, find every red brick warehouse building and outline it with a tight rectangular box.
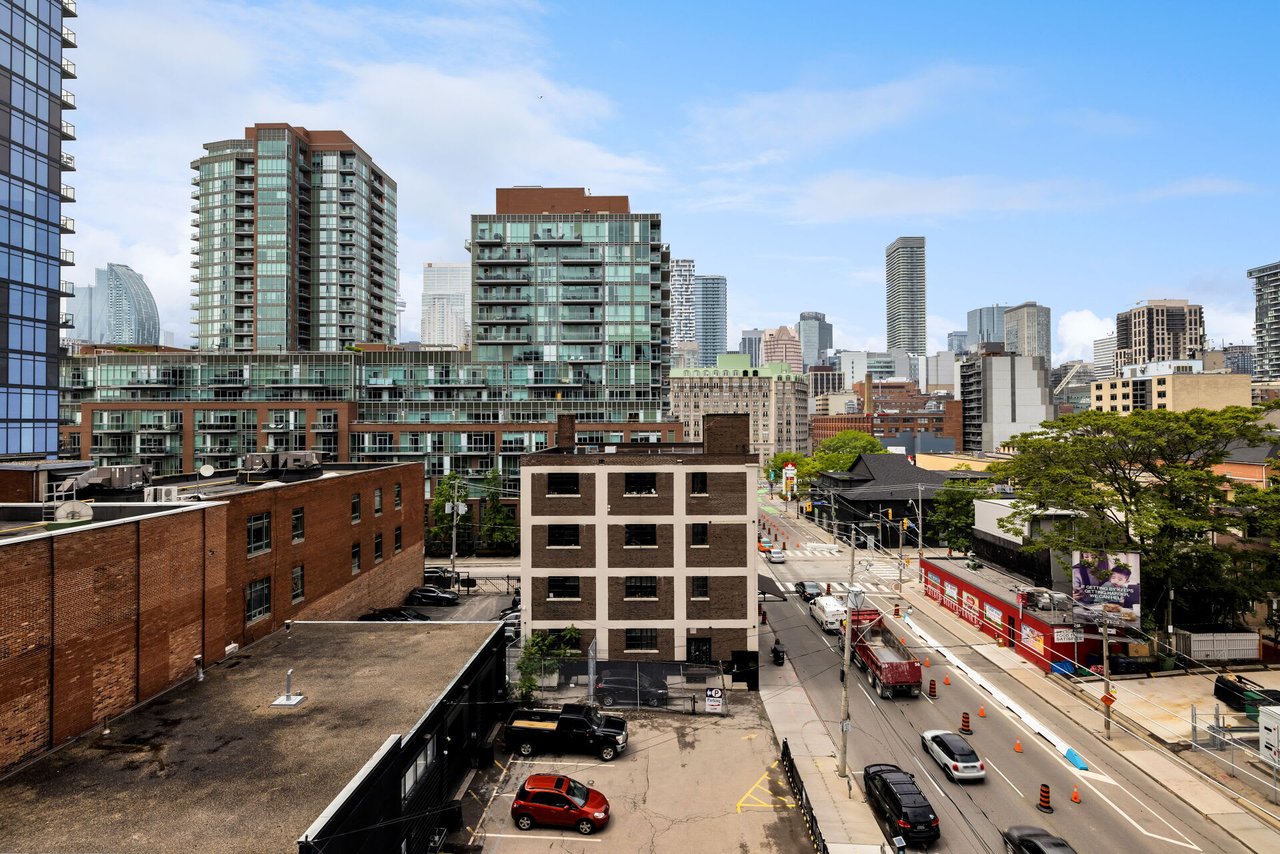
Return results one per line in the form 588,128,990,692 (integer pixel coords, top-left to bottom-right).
0,455,423,774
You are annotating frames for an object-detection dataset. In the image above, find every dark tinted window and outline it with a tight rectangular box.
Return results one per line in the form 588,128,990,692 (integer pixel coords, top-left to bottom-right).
548,524,580,547
690,472,708,494
547,472,580,495
624,524,657,546
624,472,656,494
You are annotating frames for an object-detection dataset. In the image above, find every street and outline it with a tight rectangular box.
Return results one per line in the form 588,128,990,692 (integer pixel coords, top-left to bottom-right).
758,502,1248,853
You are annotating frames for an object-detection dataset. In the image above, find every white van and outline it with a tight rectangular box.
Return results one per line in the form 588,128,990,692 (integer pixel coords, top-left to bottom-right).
809,595,848,634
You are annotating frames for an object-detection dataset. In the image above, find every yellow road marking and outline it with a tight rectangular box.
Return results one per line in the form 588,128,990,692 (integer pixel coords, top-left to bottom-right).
736,768,795,813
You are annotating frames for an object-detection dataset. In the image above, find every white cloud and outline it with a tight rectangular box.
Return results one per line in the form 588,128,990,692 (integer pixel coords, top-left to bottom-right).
1055,309,1113,363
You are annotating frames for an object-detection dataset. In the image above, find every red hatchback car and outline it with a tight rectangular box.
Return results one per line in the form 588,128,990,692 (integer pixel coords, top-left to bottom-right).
511,774,611,835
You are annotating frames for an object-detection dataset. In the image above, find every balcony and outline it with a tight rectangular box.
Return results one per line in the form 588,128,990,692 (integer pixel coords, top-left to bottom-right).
60,215,74,234
532,230,582,245
61,26,76,48
61,57,76,79
562,286,602,302
60,151,75,170
138,422,180,433
475,310,531,323
60,184,75,202
61,121,75,140
60,279,74,296
198,423,240,432
476,287,529,303
559,248,604,265
59,89,75,109
59,312,74,328
475,270,529,284
561,310,602,323
59,248,74,266
313,421,339,432
473,232,504,246
61,0,77,17
473,331,532,344
474,249,531,265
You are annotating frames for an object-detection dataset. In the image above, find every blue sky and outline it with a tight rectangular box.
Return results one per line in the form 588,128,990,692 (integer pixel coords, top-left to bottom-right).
72,1,1276,360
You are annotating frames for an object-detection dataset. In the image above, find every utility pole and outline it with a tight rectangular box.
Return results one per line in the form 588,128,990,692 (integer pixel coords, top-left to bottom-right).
447,478,467,578
1101,618,1113,740
916,483,924,573
838,535,859,784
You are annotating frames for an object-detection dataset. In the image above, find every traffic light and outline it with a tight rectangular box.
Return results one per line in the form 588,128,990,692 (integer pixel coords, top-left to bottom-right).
887,509,893,520
902,519,909,531
805,502,813,512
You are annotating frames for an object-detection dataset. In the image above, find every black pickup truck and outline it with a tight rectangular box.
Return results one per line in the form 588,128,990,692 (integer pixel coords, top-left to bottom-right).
505,703,629,761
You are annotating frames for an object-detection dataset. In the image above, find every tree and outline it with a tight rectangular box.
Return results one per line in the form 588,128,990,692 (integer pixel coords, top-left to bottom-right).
816,430,885,458
480,467,517,550
990,406,1273,625
514,625,582,704
428,471,467,546
929,476,988,554
767,431,886,495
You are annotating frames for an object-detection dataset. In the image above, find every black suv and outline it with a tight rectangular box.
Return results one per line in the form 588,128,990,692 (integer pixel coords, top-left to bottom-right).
358,607,432,622
863,763,939,846
593,671,669,707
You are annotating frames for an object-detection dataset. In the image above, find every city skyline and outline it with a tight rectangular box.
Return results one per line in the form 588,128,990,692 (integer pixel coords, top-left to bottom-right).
66,1,1271,361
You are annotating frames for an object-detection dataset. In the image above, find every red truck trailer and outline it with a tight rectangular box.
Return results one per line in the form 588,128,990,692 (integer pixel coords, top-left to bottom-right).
837,608,922,699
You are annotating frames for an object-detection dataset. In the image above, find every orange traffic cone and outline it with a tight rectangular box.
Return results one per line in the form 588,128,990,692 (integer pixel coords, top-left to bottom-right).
959,712,973,735
893,603,901,617
1071,786,1081,804
1014,739,1023,753
1037,784,1054,814
923,656,931,667
978,705,986,718
943,675,951,686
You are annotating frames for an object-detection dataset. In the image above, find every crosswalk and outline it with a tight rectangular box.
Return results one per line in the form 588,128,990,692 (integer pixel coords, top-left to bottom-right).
764,555,912,597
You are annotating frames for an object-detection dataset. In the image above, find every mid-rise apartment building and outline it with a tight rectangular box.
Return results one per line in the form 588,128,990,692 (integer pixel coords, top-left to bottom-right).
959,345,1054,452
520,414,758,666
1203,344,1255,376
468,187,670,422
762,325,802,372
668,354,809,464
0,0,75,457
1093,334,1117,380
1114,299,1204,370
886,236,926,354
739,328,763,367
1090,365,1251,413
1003,301,1051,360
191,124,398,353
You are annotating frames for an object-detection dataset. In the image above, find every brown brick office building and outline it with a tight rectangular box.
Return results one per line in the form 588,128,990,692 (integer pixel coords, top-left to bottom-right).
0,458,423,774
519,414,759,666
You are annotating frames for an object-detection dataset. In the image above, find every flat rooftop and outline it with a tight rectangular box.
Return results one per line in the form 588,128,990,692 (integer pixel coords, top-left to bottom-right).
0,621,497,854
928,555,1074,626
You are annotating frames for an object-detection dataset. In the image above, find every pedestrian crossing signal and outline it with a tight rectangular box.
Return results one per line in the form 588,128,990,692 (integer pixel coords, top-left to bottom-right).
805,502,812,512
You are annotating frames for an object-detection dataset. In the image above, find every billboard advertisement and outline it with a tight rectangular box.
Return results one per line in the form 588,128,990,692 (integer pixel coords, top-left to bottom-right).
1070,551,1141,627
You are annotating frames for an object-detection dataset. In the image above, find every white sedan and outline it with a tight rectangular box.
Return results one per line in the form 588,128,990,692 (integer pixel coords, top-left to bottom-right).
920,730,986,782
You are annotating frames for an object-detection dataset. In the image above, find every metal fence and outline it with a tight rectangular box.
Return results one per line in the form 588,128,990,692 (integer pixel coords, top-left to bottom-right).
780,738,830,854
505,645,727,713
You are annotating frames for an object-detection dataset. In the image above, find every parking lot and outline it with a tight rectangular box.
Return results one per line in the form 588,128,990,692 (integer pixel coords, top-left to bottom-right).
458,693,809,853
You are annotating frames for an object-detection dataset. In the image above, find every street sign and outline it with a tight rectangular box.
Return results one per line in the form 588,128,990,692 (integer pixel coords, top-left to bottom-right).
705,686,724,714
1053,628,1084,643
1100,692,1116,708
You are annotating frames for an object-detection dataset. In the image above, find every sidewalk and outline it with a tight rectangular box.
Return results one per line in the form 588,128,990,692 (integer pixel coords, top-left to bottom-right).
758,648,888,854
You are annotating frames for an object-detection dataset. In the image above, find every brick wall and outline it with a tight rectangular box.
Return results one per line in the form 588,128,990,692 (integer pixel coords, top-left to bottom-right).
607,576,674,621
606,472,673,516
529,472,596,516
530,576,596,622
529,524,597,569
686,472,747,515
0,470,36,502
606,524,673,569
0,538,52,771
686,576,748,622
685,523,746,568
607,627,675,660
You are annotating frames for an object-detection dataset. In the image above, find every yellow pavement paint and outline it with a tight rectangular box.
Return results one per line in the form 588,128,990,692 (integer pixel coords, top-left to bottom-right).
740,733,759,741
735,768,796,813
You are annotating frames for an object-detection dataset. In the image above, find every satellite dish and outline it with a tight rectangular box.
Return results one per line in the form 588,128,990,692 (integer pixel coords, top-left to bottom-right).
199,464,215,478
54,500,94,522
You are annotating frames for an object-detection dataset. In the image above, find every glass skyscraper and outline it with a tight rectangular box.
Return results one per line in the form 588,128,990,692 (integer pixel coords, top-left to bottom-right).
420,262,469,347
693,274,726,367
191,124,398,352
0,0,75,457
797,310,833,369
73,263,159,345
885,236,926,355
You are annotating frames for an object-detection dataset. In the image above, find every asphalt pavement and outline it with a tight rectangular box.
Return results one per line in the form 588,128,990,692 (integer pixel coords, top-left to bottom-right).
757,491,1267,853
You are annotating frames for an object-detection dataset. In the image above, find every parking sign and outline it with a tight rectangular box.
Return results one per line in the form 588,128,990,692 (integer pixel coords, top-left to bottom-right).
705,686,724,714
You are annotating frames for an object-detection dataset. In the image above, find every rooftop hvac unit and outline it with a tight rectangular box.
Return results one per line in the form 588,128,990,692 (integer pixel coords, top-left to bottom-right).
144,485,180,502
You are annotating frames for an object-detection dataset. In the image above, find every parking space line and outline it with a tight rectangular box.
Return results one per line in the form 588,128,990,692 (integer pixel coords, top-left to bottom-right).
515,759,615,768
486,833,605,843
736,767,795,813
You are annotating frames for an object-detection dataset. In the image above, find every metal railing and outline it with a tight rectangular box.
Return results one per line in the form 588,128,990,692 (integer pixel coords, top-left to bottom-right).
780,739,831,854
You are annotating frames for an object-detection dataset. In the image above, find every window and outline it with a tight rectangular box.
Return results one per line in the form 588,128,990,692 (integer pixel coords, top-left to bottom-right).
546,472,580,496
245,576,271,623
691,576,709,599
291,565,305,603
691,523,709,547
624,472,657,495
374,487,383,515
625,576,658,598
351,542,361,574
548,524,580,547
623,524,657,547
690,472,708,495
351,493,361,522
372,533,383,562
625,628,658,651
394,482,402,509
401,737,436,805
394,526,402,553
247,512,272,556
548,576,581,599
291,507,304,542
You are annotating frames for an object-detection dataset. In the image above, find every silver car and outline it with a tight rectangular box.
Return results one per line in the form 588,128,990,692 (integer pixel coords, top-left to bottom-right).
921,730,986,782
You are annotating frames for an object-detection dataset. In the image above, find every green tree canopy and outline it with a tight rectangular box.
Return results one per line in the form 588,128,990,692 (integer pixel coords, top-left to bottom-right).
929,476,989,554
766,431,885,493
428,471,468,545
990,406,1274,625
480,467,517,549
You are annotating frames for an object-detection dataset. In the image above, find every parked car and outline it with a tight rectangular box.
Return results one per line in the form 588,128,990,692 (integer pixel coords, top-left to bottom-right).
594,671,669,707
920,730,985,782
505,703,628,761
1001,826,1077,853
357,607,432,622
809,595,848,634
863,763,940,846
404,585,460,607
794,580,824,602
499,612,520,643
757,537,773,553
422,566,459,588
511,774,610,835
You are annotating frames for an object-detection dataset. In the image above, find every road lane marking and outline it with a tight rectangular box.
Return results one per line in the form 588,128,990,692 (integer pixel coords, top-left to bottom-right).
1075,773,1200,850
912,756,947,796
986,758,1023,798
